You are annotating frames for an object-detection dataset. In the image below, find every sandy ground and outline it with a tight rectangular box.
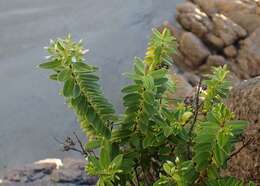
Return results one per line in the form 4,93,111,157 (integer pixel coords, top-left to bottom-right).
0,0,182,171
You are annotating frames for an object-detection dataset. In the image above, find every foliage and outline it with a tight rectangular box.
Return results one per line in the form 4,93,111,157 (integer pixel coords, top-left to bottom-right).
39,29,255,186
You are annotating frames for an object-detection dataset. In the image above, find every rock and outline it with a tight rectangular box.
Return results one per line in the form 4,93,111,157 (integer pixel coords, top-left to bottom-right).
171,72,193,99
34,159,63,169
182,71,200,86
51,169,96,185
1,158,97,186
162,21,183,41
224,45,237,58
207,55,227,66
226,12,260,34
211,14,247,46
179,32,210,67
205,33,225,49
213,0,260,34
198,55,227,73
215,0,254,14
237,27,260,77
227,76,260,127
256,7,260,15
226,77,260,184
62,158,85,170
176,2,213,37
3,163,56,183
165,0,260,80
227,59,250,79
190,0,217,15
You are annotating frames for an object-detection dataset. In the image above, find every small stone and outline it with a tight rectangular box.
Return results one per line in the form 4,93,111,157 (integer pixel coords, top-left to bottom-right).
224,45,237,58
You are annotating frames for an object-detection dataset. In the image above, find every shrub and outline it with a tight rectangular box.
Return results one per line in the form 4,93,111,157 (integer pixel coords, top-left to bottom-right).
39,29,255,186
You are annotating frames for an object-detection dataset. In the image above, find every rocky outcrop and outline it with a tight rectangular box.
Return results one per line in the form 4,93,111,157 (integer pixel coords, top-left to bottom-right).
226,77,260,185
164,1,260,184
165,0,260,82
237,28,260,77
1,158,97,186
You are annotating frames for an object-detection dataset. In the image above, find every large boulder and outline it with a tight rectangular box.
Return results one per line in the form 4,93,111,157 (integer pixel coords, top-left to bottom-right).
237,28,260,77
179,32,210,68
226,77,260,184
211,14,247,46
214,0,260,34
176,2,213,37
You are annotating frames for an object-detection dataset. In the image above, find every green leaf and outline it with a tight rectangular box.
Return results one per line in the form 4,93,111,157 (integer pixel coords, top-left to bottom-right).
143,91,154,104
39,60,61,69
150,68,167,79
181,112,193,123
72,84,80,98
143,133,156,148
163,161,174,175
228,120,249,135
134,57,145,75
79,73,99,81
154,77,168,85
207,112,219,124
123,93,141,102
100,142,111,168
207,165,219,179
163,126,174,137
248,181,256,186
85,139,101,150
143,101,155,114
213,143,227,167
110,154,123,169
121,84,140,93
73,62,96,72
143,75,154,90
49,74,58,80
58,69,71,81
63,79,75,97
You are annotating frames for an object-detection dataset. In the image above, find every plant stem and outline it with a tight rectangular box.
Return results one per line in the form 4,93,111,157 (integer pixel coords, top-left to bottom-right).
227,137,253,161
187,78,202,159
134,167,140,186
73,132,89,157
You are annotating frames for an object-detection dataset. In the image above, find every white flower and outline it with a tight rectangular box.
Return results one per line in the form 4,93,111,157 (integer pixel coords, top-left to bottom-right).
82,49,89,54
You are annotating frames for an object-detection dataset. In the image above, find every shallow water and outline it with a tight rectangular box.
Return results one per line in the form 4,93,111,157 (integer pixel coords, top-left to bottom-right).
0,0,182,170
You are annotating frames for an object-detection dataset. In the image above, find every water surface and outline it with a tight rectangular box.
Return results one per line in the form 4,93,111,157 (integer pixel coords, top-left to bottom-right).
0,0,182,170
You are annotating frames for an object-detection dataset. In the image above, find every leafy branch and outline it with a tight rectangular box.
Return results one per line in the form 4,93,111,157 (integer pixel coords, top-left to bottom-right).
39,29,255,186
